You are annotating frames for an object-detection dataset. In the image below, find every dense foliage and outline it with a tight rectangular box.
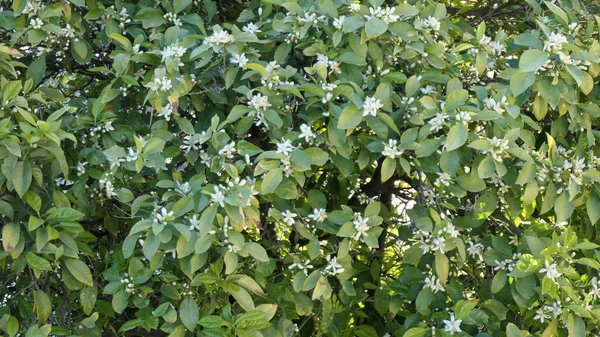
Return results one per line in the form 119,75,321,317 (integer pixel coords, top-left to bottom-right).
0,0,599,336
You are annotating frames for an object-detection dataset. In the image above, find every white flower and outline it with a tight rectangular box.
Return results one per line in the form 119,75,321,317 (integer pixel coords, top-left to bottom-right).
281,210,297,226
423,275,445,293
382,139,403,159
363,96,383,117
204,29,235,47
299,124,316,143
126,147,139,162
103,121,115,132
466,240,484,259
211,186,226,207
297,12,319,25
62,24,76,38
248,93,271,111
105,180,117,199
154,76,172,91
364,6,399,24
353,215,370,241
109,157,126,169
164,12,182,26
428,113,448,132
431,236,446,252
333,16,345,29
219,142,237,159
420,85,437,94
157,103,173,121
76,162,87,176
455,111,471,125
154,207,174,226
544,32,568,52
545,301,562,318
160,45,175,62
189,214,201,231
323,255,344,275
181,135,202,154
479,35,492,47
489,41,506,55
484,137,509,162
307,208,327,223
243,22,261,34
539,260,562,282
442,313,462,335
30,18,43,30
176,181,191,195
534,307,548,323
276,139,296,156
435,172,452,186
266,61,280,74
349,3,361,12
445,224,460,238
421,16,441,32
484,96,507,114
289,259,313,276
231,52,249,67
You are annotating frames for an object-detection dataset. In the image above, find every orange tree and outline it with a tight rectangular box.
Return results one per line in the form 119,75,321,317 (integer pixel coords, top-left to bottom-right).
0,0,599,336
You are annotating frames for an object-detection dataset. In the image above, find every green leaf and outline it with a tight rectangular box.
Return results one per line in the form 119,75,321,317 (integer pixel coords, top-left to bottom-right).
260,168,283,194
445,124,468,151
112,290,128,314
318,0,338,17
515,161,535,185
143,138,166,154
80,286,98,315
2,223,20,253
109,34,133,52
518,50,549,72
511,71,535,96
199,316,227,328
365,18,388,38
381,157,396,182
228,286,255,311
567,313,585,337
72,39,91,63
545,1,568,23
312,275,333,300
478,156,496,179
12,161,32,197
199,205,217,237
13,0,27,15
243,242,269,262
64,259,94,286
338,105,362,129
174,0,192,12
224,250,238,274
6,316,18,337
43,146,69,179
118,319,142,332
180,298,199,331
46,208,85,222
588,190,600,225
506,323,521,337
27,57,46,87
26,252,52,271
445,89,468,111
403,328,429,337
134,8,166,28
555,192,574,223
435,252,449,284
34,290,52,322
113,53,130,75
